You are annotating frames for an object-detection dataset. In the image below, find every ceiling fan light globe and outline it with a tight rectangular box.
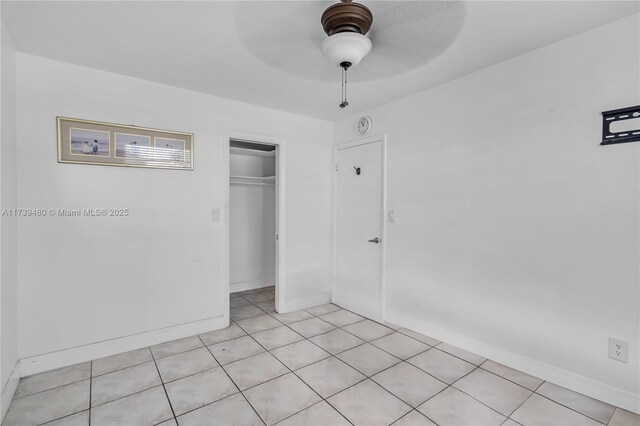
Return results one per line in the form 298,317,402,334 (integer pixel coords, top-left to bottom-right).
321,32,372,68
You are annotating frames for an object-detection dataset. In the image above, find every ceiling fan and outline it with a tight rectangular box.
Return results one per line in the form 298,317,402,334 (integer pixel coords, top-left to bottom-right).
233,1,466,109
320,0,374,108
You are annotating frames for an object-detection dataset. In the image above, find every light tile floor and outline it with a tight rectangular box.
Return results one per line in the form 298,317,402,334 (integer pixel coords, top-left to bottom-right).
3,286,639,426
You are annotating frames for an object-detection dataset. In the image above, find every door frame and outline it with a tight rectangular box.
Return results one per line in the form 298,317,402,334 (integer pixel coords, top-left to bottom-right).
223,131,287,319
332,134,387,322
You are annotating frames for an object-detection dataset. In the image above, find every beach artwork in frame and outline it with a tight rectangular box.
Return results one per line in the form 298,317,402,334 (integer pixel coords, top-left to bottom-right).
115,133,152,161
57,117,193,170
154,137,187,165
70,128,110,157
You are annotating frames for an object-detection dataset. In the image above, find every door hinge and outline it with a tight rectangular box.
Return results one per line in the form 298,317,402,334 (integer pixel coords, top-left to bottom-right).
335,163,339,172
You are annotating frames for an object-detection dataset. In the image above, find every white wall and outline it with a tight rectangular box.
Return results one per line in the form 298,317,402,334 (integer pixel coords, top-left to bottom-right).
230,152,276,291
0,16,19,419
334,15,639,411
16,54,333,361
230,151,275,178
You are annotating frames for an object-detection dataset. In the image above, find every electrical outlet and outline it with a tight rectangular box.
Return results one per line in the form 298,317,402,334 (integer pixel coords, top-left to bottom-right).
608,337,629,363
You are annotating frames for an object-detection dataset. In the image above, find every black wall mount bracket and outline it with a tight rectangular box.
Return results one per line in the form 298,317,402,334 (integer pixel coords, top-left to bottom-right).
601,105,640,145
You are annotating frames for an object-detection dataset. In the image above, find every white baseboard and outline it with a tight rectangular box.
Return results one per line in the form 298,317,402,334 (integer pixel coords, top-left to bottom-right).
20,315,228,378
279,291,332,314
230,278,274,293
332,298,381,323
1,361,20,423
386,310,640,415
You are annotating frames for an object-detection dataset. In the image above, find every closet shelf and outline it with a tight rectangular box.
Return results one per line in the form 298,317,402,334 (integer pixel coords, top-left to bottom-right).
230,175,275,185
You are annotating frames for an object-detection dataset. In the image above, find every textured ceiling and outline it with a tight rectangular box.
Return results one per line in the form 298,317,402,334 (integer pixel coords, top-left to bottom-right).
235,1,467,82
2,1,638,120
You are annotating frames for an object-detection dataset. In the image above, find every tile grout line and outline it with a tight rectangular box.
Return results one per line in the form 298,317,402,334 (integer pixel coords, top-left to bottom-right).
0,297,433,424
393,349,542,424
12,289,629,426
85,358,206,411
272,400,347,426
503,376,545,421
446,366,535,420
323,327,510,424
319,303,616,425
241,294,445,424
157,364,220,387
317,312,544,425
10,308,497,426
430,363,514,421
410,354,488,423
476,362,544,393
243,294,459,424
390,409,420,425
291,353,424,425
198,335,267,426
16,345,221,405
10,375,90,401
149,345,179,424
503,387,537,425
239,322,356,426
533,384,614,424
604,405,617,425
91,360,149,378
604,407,618,425
228,295,355,423
88,384,171,411
160,302,412,421
91,350,153,378
8,371,94,425
529,392,608,425
308,304,501,376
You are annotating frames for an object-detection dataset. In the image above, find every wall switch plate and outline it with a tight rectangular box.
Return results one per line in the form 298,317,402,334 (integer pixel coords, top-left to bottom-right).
388,210,395,223
608,337,629,363
211,209,221,222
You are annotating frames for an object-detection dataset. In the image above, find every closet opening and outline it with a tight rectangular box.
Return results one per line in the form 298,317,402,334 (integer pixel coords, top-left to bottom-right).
227,136,284,315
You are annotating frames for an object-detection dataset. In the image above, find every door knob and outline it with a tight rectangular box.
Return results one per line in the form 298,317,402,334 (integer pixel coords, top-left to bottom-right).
368,237,381,244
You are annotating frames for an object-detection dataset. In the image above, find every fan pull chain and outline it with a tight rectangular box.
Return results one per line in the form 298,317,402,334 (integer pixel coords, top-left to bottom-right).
339,61,351,108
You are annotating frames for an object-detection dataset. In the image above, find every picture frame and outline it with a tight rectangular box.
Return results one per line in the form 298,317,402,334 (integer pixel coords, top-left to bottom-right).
57,116,194,170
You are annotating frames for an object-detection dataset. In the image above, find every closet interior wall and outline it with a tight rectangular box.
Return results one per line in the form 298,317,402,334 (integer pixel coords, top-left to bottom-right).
229,144,276,293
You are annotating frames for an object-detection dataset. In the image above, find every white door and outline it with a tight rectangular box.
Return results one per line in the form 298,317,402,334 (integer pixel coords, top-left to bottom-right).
335,140,384,320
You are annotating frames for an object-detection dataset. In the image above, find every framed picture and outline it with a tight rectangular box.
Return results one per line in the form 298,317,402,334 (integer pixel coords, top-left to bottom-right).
70,128,110,157
57,117,193,170
154,137,187,164
115,132,151,160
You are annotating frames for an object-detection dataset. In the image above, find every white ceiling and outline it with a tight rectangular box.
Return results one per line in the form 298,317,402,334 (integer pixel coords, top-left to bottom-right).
2,1,638,120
